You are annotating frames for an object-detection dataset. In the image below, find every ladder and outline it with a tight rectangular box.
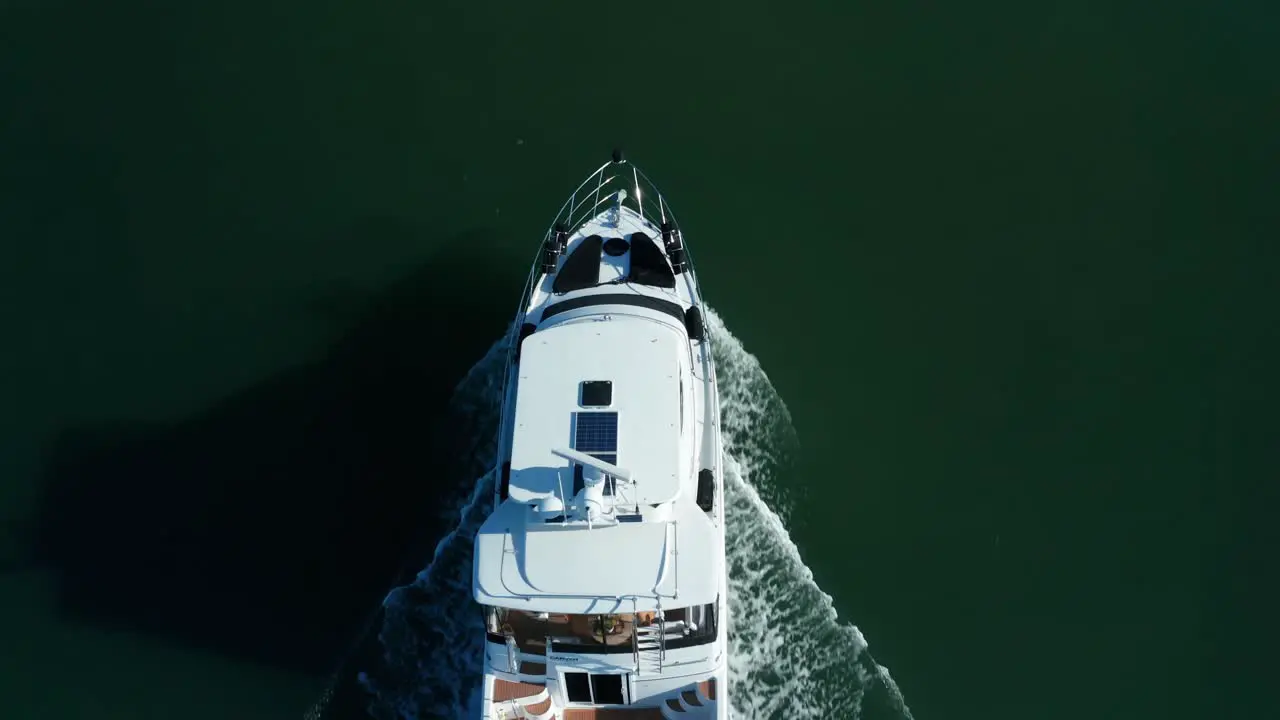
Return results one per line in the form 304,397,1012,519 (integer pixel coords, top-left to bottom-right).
633,602,666,676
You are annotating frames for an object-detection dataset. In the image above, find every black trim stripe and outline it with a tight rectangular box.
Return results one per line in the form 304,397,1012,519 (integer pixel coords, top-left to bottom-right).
540,293,685,324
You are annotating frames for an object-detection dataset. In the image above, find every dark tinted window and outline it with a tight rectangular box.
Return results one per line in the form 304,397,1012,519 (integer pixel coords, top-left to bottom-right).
591,674,625,704
564,672,591,702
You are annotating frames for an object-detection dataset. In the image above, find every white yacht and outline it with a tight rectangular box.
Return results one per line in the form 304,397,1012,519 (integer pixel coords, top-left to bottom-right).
472,152,728,720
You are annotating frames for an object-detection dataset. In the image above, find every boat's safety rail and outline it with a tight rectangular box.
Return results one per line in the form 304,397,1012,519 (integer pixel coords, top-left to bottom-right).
509,153,705,332
631,597,668,676
505,633,521,674
556,157,673,242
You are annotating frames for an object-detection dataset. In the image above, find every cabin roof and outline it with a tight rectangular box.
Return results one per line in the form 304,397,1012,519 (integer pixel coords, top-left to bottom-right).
508,320,684,507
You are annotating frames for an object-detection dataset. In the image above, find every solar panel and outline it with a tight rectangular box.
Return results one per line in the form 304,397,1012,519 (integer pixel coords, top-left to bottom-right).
575,411,618,458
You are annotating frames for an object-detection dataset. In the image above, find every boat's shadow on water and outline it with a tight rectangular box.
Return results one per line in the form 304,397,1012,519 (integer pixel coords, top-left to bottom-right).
31,233,524,688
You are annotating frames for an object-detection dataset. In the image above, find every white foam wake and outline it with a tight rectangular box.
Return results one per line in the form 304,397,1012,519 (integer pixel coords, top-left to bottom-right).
362,308,914,720
707,310,912,720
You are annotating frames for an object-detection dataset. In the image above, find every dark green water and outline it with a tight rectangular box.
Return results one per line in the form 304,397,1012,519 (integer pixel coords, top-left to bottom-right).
2,1,1274,719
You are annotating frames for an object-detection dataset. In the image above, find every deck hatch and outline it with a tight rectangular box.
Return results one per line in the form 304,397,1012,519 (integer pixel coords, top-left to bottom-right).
580,380,612,407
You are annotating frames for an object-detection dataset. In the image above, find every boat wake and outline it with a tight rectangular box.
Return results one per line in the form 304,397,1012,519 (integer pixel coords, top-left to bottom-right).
361,309,914,720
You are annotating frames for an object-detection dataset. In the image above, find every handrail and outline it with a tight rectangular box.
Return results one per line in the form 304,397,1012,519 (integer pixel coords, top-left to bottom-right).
506,633,521,674
659,611,667,664
527,154,707,304
651,521,677,599
631,597,640,673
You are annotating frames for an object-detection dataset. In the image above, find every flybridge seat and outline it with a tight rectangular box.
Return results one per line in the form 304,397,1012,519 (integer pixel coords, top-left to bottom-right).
626,232,676,288
549,231,676,295
551,235,603,294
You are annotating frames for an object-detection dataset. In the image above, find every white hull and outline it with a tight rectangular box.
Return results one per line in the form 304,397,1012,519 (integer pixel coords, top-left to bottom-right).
472,155,728,719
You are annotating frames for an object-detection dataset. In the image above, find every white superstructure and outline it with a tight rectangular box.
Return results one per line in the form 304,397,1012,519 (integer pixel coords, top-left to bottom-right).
472,153,727,720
